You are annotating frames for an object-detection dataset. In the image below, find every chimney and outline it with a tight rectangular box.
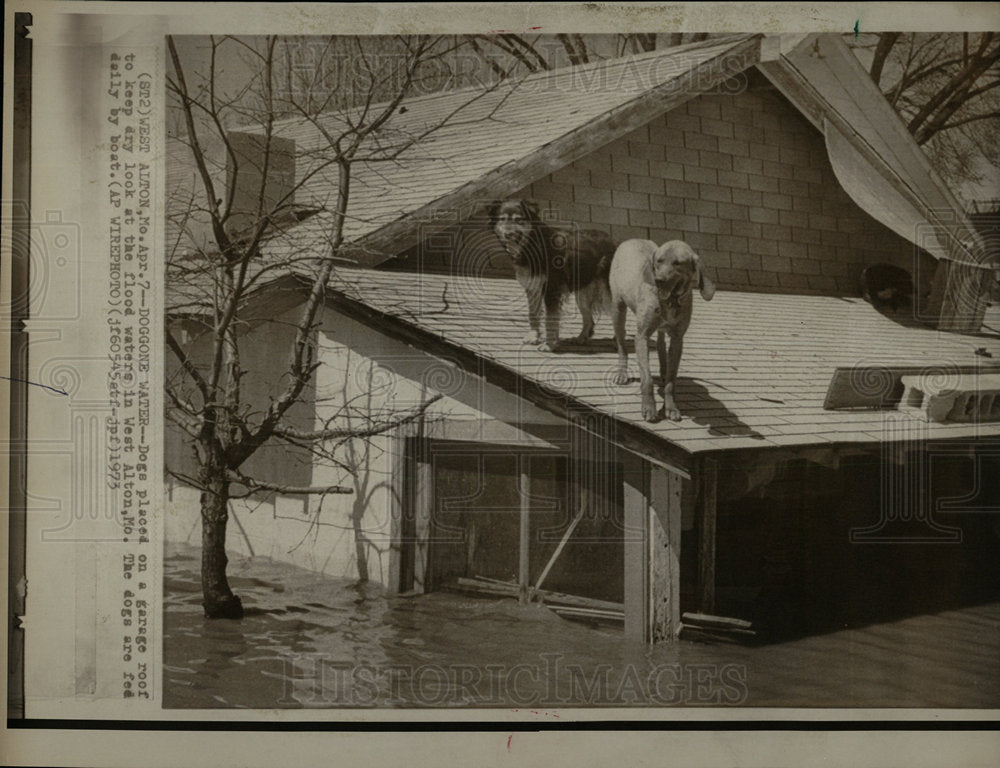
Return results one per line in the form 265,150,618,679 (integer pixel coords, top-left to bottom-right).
224,131,296,239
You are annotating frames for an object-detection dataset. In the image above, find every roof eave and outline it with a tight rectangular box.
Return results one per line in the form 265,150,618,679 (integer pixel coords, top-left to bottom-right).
756,33,984,256
312,275,696,475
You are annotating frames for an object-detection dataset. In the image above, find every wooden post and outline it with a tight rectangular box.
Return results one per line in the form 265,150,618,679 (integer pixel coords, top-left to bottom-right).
698,456,718,614
649,466,683,641
518,459,531,605
622,451,649,642
938,260,988,333
413,445,433,593
386,427,410,594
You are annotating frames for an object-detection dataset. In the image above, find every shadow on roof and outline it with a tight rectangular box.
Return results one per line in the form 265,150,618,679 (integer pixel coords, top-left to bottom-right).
677,378,769,440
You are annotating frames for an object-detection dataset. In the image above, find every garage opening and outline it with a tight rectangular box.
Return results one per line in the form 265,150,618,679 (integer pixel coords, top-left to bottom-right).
400,438,625,605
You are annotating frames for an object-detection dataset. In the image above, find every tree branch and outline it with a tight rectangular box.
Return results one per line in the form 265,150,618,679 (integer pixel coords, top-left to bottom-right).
870,32,900,86
226,472,353,495
273,393,443,442
906,35,999,135
166,35,234,258
166,327,209,397
919,108,1000,143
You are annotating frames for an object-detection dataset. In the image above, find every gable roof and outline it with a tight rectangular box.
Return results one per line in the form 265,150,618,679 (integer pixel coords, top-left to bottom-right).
167,35,1000,466
255,34,762,266
170,33,984,274
166,35,760,266
321,266,1000,468
757,34,985,266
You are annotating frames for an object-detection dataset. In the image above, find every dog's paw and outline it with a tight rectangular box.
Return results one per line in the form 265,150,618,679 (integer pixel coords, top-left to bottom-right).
663,399,682,421
612,370,629,386
537,341,557,352
522,332,541,345
641,399,659,423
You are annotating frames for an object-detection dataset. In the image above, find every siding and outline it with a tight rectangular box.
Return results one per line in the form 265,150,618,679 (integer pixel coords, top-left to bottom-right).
517,72,931,296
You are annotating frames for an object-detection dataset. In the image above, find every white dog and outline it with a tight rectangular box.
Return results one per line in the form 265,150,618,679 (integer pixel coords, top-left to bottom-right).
610,239,715,422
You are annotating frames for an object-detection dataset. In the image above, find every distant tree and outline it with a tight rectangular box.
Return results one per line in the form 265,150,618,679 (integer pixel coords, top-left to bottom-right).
855,32,1000,190
473,31,998,192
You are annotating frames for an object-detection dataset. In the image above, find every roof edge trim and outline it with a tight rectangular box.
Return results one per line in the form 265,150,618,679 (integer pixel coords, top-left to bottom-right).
316,277,695,475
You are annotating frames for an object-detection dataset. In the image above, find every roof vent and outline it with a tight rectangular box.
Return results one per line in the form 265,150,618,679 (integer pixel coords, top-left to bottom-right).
898,372,1000,423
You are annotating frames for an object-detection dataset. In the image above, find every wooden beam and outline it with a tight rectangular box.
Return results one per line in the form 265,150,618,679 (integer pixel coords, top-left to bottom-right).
386,425,414,594
622,450,650,642
698,456,719,614
518,460,531,605
456,576,622,612
649,465,683,641
412,444,433,593
533,498,588,596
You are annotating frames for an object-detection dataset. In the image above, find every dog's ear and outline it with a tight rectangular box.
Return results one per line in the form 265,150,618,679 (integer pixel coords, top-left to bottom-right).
521,200,541,221
695,256,716,301
486,200,502,222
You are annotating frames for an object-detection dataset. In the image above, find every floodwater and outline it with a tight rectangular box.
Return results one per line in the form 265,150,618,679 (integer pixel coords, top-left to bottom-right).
163,543,1000,709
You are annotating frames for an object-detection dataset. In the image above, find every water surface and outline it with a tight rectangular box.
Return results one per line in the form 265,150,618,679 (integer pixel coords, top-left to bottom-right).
163,543,1000,709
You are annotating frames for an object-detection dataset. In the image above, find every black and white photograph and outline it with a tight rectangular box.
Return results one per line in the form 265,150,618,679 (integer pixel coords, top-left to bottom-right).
160,29,1000,709
3,2,1000,766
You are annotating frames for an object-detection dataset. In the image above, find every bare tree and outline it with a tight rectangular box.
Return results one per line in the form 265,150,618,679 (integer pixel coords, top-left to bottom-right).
855,32,1000,191
471,30,998,194
165,34,501,618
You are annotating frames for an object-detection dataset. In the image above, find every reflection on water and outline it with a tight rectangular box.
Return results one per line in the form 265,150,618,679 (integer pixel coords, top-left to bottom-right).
163,543,1000,709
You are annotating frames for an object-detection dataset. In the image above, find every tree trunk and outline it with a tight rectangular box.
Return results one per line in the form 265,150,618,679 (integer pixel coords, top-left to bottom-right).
352,499,370,583
200,472,244,618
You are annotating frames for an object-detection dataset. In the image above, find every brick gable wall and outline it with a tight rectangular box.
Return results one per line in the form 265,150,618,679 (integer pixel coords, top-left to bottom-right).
515,73,932,296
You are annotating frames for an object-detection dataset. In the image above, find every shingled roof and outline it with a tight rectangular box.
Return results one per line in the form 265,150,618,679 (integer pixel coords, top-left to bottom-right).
322,266,1000,464
167,35,761,265
168,34,1000,466
169,33,982,270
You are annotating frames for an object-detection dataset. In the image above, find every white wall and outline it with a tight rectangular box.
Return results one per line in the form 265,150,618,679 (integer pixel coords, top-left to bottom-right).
165,300,564,585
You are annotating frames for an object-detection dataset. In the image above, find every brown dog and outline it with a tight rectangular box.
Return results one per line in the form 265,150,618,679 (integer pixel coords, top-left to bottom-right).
489,199,615,351
610,239,715,422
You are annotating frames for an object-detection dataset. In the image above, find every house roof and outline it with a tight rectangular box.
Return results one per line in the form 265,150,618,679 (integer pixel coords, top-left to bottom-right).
168,35,1000,466
323,265,1000,462
170,33,982,274
204,34,763,266
169,32,983,273
757,34,985,266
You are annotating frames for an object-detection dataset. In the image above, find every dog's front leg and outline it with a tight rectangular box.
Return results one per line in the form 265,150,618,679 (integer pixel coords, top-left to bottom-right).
656,330,667,390
522,282,544,345
662,333,684,421
539,294,561,352
634,331,658,422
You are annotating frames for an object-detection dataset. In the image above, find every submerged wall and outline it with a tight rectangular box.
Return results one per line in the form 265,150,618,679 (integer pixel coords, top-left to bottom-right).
164,302,569,585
